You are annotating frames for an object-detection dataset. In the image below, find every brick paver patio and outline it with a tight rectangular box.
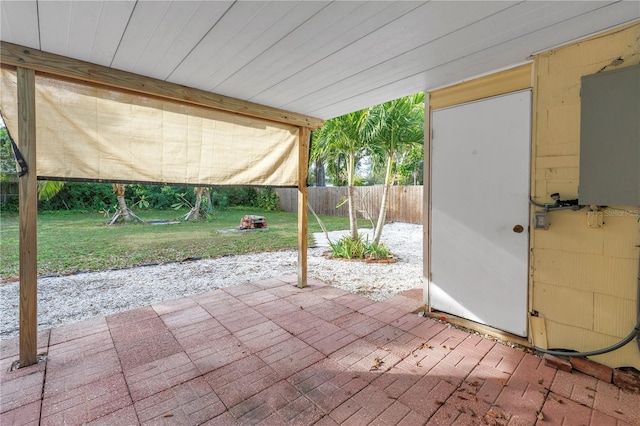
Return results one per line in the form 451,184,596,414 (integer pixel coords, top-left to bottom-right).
1,275,638,425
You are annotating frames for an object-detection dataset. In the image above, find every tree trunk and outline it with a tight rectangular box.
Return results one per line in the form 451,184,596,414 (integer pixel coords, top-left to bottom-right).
184,187,205,221
203,188,213,212
346,153,358,240
192,187,204,220
373,153,393,244
315,158,325,187
113,184,130,222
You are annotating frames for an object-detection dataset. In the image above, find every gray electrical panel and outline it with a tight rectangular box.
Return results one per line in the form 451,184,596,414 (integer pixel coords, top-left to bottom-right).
579,64,640,206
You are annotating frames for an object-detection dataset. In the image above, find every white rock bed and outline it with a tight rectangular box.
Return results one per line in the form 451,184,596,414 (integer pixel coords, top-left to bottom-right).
0,223,423,340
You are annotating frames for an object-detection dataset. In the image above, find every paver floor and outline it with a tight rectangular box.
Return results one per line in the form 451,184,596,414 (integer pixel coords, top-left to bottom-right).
1,275,638,425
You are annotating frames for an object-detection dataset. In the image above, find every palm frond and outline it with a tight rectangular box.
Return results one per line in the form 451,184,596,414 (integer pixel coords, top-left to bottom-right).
37,181,66,201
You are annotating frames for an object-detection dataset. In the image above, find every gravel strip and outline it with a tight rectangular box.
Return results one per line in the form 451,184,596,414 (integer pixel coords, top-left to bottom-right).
0,222,422,340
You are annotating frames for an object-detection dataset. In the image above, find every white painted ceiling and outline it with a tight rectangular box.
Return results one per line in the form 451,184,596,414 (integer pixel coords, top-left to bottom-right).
1,1,638,120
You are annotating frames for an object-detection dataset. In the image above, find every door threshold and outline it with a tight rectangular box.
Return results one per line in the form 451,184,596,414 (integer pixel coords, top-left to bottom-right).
421,309,532,349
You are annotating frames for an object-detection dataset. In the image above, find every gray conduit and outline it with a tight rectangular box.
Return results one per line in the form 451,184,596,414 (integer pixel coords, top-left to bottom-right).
534,323,640,357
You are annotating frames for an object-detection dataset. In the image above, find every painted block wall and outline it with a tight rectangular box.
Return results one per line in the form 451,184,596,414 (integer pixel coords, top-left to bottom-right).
531,22,640,369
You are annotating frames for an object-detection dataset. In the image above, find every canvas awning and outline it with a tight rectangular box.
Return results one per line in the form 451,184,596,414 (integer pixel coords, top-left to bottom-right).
1,68,301,187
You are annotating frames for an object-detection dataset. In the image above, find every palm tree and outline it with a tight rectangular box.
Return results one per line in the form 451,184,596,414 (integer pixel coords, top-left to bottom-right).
314,158,326,187
361,93,424,244
312,110,368,240
323,153,349,187
111,183,130,221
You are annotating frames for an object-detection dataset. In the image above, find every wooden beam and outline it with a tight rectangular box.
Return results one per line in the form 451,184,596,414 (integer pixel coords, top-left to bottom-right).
297,128,310,288
17,67,38,367
0,41,324,130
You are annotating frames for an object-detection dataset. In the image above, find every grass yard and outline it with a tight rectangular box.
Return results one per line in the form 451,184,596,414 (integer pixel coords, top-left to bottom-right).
0,207,368,280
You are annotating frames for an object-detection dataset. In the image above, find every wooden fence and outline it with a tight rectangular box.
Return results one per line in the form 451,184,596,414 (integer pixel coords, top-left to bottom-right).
275,186,423,224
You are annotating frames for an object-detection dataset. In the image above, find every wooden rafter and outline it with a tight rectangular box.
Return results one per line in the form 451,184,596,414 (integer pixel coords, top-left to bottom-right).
1,41,323,130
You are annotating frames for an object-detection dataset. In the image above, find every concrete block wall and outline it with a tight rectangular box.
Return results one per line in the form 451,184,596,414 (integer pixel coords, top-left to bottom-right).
531,22,640,369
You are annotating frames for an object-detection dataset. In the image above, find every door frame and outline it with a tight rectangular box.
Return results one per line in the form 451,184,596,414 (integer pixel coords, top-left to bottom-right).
423,62,534,338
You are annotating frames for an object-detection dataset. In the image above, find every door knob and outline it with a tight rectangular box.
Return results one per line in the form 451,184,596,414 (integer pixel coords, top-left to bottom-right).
513,225,524,233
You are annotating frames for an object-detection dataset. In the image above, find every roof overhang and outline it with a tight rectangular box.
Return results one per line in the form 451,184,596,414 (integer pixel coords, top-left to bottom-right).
2,1,638,119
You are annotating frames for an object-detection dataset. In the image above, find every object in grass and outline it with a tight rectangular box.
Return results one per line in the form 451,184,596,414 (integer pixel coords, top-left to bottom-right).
146,219,181,225
238,215,267,230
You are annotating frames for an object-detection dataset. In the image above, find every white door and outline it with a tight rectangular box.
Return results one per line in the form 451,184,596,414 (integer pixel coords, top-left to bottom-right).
430,91,531,337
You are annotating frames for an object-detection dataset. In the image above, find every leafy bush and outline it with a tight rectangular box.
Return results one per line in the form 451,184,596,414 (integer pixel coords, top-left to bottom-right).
224,187,258,206
208,190,228,208
330,233,366,259
39,182,115,211
364,240,391,260
329,233,392,260
127,184,194,210
255,187,281,211
0,194,18,212
22,182,265,212
169,186,257,209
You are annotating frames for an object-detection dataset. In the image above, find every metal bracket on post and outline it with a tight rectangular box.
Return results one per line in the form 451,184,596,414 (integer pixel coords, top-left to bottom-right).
11,137,28,177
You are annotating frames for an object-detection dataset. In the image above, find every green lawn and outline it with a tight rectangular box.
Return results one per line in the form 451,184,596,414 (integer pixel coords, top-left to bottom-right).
0,207,368,280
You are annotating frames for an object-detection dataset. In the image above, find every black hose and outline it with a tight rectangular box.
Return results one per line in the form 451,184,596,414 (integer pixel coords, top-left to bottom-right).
534,322,640,357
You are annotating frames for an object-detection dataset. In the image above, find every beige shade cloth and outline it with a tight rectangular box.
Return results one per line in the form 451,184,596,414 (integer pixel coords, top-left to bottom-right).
1,68,300,186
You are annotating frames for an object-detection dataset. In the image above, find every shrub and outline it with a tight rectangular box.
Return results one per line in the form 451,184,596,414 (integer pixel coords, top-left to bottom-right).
329,234,366,259
255,187,280,211
208,190,228,208
28,183,265,212
329,233,392,260
127,184,194,210
0,194,18,212
39,182,115,211
364,240,391,260
225,187,258,206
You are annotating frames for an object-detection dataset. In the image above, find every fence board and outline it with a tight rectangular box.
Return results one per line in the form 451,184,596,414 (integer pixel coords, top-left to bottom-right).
274,186,423,224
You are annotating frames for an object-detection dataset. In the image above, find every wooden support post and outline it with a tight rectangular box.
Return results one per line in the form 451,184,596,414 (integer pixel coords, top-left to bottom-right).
297,127,310,288
423,95,431,309
17,67,38,367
